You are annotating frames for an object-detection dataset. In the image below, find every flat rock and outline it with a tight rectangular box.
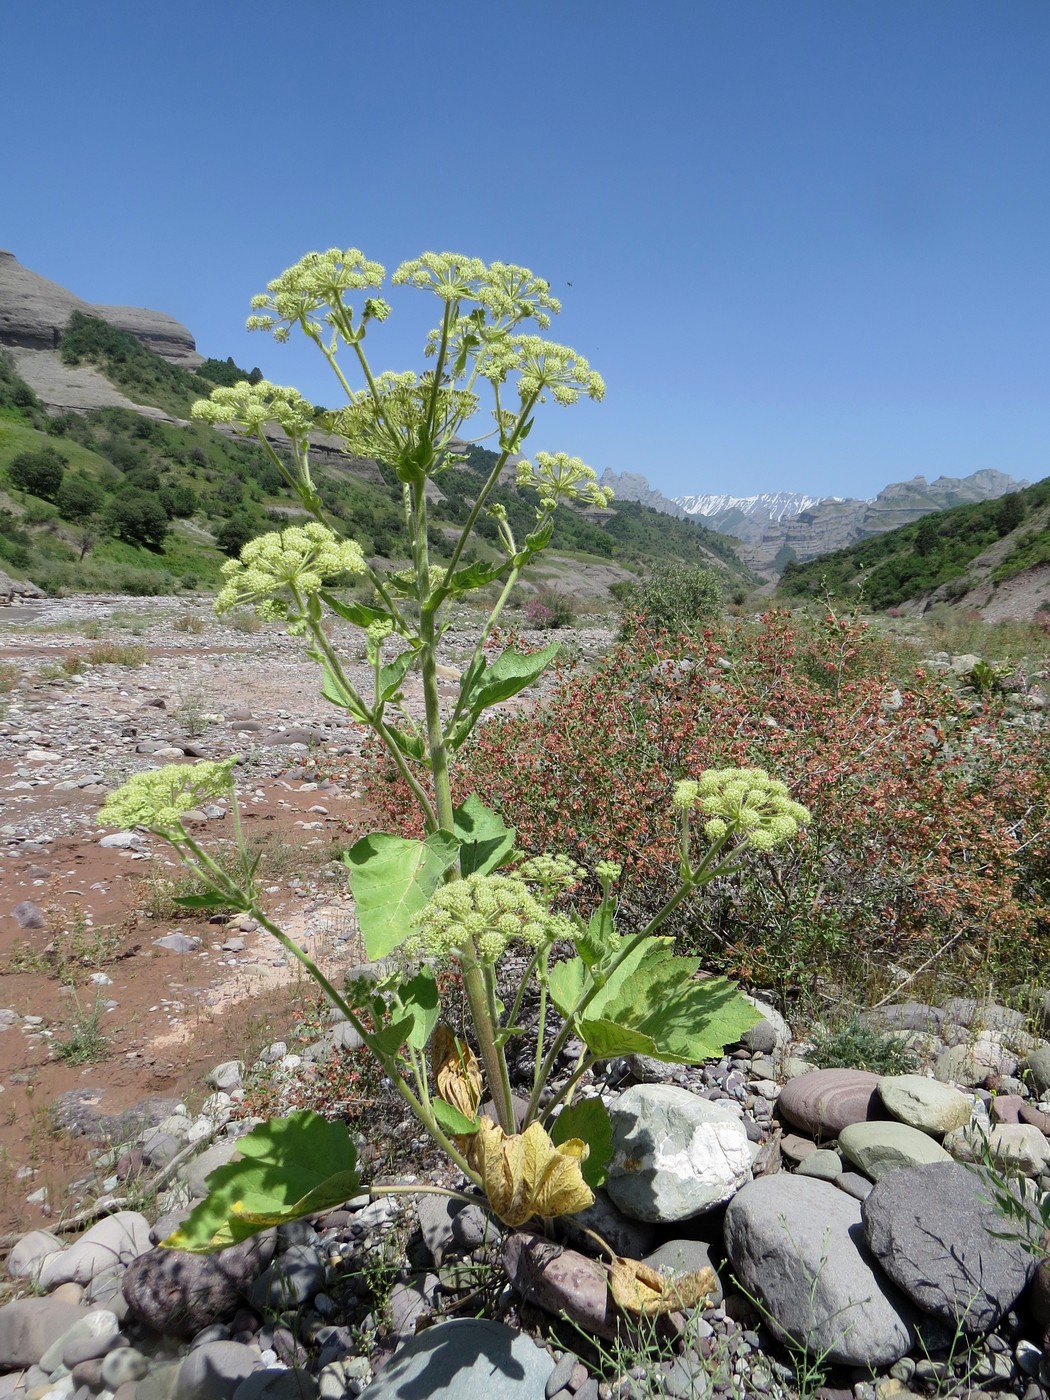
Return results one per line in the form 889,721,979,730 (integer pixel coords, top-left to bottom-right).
246,1243,324,1310
6,1230,63,1282
877,1075,973,1136
777,1068,883,1140
122,1233,276,1337
862,1161,1035,1332
0,1297,86,1369
837,1121,952,1181
1025,1045,1050,1096
605,1084,751,1222
724,1174,916,1367
359,1318,554,1400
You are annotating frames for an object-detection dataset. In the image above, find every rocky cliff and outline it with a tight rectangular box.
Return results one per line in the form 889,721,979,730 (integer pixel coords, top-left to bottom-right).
0,251,201,366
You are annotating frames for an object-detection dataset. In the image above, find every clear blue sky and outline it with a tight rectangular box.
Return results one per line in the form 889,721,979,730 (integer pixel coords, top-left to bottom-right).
3,1,1048,501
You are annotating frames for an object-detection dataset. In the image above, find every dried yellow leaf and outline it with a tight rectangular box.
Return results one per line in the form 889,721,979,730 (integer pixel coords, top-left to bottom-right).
432,1025,483,1118
472,1119,594,1228
608,1258,718,1317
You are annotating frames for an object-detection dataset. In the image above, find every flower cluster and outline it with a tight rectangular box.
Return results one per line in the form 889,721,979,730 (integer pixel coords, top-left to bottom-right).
323,373,478,470
214,524,366,618
516,853,584,898
98,759,238,839
409,872,550,962
674,768,811,852
246,248,386,342
393,254,560,328
516,453,613,511
480,336,605,407
191,381,316,440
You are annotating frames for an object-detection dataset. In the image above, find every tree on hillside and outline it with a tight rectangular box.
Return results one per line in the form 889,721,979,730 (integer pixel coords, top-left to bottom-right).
56,473,105,523
8,447,66,501
105,491,169,549
215,513,260,557
996,492,1027,536
915,515,939,556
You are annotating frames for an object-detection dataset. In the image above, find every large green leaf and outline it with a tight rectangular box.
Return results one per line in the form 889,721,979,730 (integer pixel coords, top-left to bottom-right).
162,1112,360,1253
401,967,440,1051
378,647,418,703
551,937,760,1065
318,591,388,629
343,831,460,958
454,794,515,876
551,1098,613,1189
321,662,369,722
432,1099,480,1136
464,643,559,717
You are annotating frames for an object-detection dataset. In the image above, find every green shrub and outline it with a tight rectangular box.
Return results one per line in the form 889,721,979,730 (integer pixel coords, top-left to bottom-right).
8,447,66,500
618,561,722,637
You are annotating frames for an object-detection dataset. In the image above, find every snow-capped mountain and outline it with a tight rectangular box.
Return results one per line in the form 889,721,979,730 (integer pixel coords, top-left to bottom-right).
676,492,840,524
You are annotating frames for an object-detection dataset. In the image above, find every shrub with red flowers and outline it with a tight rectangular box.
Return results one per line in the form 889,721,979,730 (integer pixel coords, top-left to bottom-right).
362,608,1050,1006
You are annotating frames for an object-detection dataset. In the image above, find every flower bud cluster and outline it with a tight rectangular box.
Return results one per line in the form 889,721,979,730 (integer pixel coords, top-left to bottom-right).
98,759,238,839
214,524,366,618
480,336,605,407
393,254,560,329
516,853,584,896
516,453,613,511
409,872,550,963
674,768,811,853
246,248,386,341
191,381,316,439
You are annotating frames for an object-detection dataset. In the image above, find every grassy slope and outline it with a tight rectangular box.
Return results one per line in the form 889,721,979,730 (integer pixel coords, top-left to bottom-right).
778,478,1050,610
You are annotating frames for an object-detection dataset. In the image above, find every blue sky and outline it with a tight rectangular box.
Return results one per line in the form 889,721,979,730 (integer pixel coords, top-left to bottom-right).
3,1,1048,501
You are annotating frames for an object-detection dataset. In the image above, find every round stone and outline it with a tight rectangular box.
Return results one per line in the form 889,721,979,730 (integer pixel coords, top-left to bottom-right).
877,1074,973,1136
838,1121,952,1180
777,1068,883,1140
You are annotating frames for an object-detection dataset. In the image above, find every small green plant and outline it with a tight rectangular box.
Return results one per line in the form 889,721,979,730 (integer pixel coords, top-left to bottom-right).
173,613,207,634
87,642,149,667
173,691,213,738
227,610,262,634
0,662,18,694
53,991,110,1065
806,1014,916,1075
6,912,123,983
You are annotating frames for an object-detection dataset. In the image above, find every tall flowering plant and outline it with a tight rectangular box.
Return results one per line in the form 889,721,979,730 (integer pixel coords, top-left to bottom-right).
99,249,809,1249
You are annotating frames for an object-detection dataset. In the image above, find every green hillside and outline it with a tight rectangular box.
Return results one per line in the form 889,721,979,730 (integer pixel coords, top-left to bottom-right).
0,325,753,599
778,478,1050,610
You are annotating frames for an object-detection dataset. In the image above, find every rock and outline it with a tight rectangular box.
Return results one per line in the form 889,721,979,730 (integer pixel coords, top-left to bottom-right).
862,1004,943,1034
862,1161,1035,1332
0,1298,87,1369
154,934,200,954
935,1041,1007,1087
246,1243,325,1310
943,1122,1050,1176
179,1140,240,1199
37,1213,152,1289
101,1348,150,1387
173,1341,261,1400
942,998,1028,1039
555,1190,657,1260
122,1233,276,1337
38,1308,119,1373
740,997,791,1056
503,1231,618,1338
359,1318,554,1400
233,1371,320,1400
991,1095,1024,1124
1025,1045,1050,1096
605,1085,751,1222
389,1275,439,1340
877,1075,973,1136
795,1148,843,1181
724,1174,917,1367
1019,1101,1050,1135
1029,1258,1050,1330
205,1061,244,1093
777,1068,883,1140
6,1230,63,1282
11,901,45,930
837,1121,952,1181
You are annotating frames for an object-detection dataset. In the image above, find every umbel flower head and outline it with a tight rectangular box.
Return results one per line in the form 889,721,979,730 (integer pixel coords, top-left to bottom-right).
516,452,613,511
214,524,366,619
98,759,238,840
674,768,811,853
191,381,316,440
409,872,550,962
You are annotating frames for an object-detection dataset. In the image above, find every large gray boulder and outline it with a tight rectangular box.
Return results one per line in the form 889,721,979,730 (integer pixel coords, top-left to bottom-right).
606,1085,751,1222
0,1297,87,1369
862,1161,1036,1332
724,1174,917,1367
37,1211,152,1290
